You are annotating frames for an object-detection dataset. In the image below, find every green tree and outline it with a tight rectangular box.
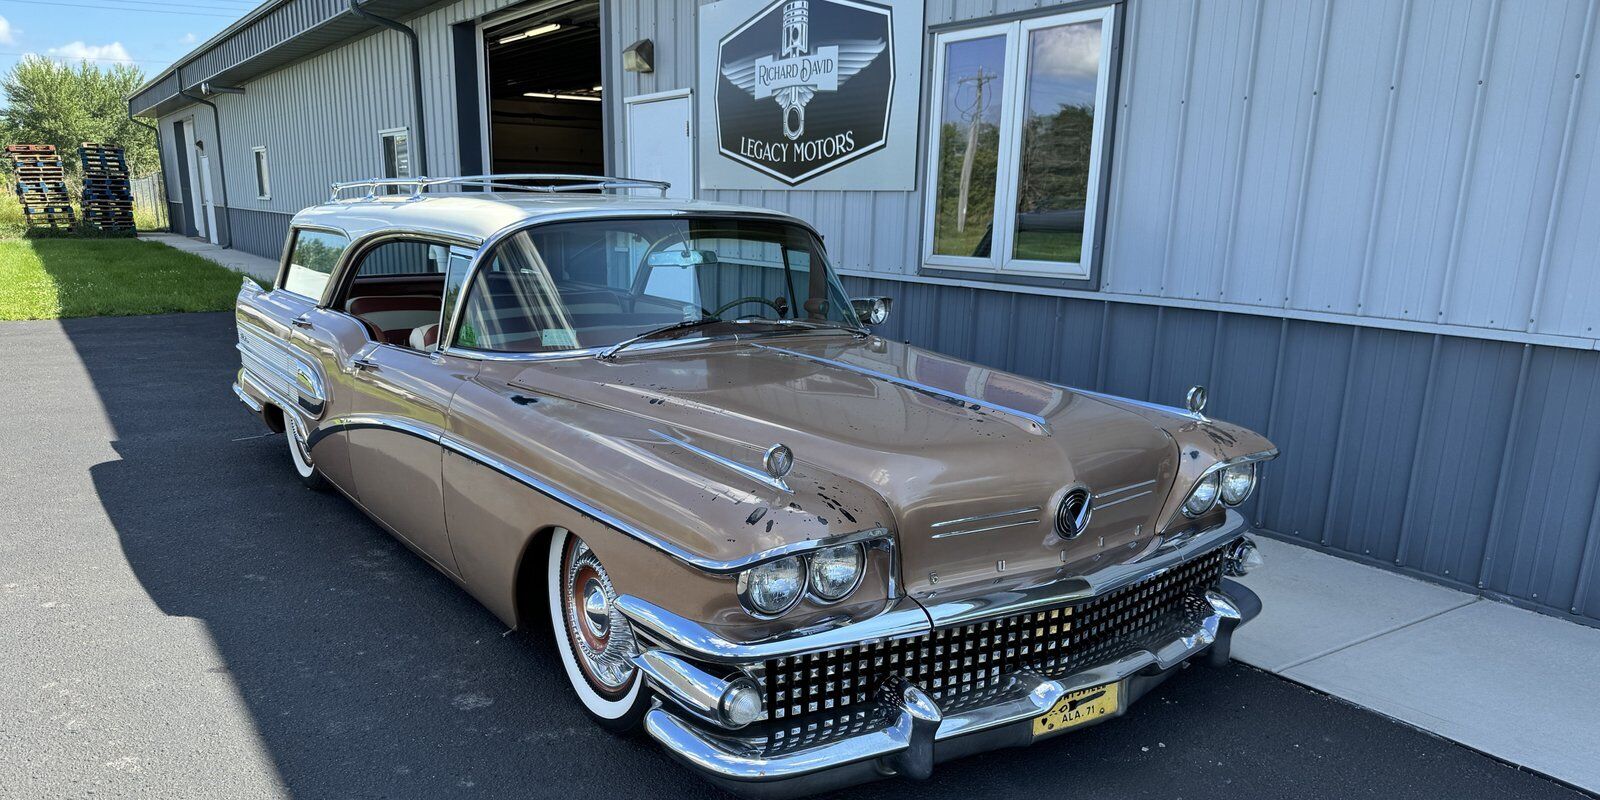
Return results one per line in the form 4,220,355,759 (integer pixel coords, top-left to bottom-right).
0,56,157,177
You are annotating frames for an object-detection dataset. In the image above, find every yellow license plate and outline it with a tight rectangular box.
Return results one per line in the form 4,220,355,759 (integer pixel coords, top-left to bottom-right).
1032,682,1122,738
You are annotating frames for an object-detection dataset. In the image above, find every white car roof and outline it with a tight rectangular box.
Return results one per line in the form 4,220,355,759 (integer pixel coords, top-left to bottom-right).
290,192,801,244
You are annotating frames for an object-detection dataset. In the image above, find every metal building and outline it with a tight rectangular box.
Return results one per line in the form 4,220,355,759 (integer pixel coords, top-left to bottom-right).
129,0,1600,626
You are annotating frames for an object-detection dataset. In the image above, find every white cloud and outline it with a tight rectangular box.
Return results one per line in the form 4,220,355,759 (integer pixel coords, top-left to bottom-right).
0,16,16,46
181,32,197,45
1031,23,1101,80
47,41,134,63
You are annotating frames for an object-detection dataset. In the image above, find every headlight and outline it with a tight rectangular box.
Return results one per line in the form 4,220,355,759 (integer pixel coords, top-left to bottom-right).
737,555,806,616
807,543,864,602
1220,463,1256,505
1182,472,1221,517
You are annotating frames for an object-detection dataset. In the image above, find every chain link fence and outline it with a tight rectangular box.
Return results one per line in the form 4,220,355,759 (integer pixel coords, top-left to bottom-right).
129,173,168,231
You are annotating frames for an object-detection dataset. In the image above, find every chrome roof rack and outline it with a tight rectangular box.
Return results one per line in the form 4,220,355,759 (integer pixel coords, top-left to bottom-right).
328,173,671,202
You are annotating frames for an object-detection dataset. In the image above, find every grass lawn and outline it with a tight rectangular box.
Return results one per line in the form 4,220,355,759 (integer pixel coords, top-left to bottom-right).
0,237,248,321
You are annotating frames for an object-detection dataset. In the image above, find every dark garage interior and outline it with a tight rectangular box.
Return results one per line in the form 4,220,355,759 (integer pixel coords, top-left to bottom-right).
482,0,604,175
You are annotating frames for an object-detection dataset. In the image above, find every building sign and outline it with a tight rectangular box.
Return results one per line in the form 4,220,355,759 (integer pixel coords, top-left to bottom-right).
699,0,920,191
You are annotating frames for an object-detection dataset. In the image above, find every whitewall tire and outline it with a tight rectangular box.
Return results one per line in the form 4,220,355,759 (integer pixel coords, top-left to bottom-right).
548,528,647,732
284,412,329,491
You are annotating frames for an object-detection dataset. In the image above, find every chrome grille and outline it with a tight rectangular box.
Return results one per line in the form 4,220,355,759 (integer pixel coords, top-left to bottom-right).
764,544,1229,723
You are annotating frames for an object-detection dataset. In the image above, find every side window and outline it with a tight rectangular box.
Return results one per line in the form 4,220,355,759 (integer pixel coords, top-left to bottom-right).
380,128,411,195
354,240,447,278
281,229,349,300
252,146,270,200
345,238,454,349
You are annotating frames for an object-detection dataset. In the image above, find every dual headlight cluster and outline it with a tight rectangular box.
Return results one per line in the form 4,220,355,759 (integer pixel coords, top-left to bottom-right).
1182,461,1259,517
736,542,866,617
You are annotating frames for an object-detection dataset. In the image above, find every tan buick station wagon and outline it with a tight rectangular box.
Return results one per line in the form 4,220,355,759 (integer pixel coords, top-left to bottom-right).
232,174,1276,797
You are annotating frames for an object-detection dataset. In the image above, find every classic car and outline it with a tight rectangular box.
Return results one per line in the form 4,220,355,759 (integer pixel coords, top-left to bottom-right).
232,174,1275,797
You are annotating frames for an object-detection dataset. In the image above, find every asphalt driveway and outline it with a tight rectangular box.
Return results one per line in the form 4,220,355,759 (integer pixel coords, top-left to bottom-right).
0,312,1585,800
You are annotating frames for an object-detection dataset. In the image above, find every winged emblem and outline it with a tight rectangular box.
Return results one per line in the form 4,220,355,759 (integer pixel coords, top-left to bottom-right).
720,0,887,140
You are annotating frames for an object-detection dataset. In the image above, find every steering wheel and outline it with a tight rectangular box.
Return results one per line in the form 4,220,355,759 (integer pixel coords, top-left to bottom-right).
710,296,785,318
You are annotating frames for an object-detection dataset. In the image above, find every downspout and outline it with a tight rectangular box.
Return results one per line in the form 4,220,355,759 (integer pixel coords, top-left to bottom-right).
349,0,428,176
126,109,172,232
177,87,233,248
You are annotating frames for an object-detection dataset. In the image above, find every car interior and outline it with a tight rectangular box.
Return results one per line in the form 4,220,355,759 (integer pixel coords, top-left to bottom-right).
335,240,450,351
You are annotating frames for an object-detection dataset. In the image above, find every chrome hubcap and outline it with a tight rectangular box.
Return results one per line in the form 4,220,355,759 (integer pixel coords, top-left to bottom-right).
582,579,610,638
563,539,635,693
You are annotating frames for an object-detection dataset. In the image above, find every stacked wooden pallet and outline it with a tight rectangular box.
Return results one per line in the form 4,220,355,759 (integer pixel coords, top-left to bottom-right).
79,143,135,234
5,144,75,230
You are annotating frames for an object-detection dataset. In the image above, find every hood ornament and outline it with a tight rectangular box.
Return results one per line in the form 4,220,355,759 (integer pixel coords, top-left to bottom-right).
763,443,795,479
1185,385,1208,417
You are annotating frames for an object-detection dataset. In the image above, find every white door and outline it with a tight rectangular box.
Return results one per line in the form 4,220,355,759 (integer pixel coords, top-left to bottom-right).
625,90,693,199
181,120,206,239
198,154,219,245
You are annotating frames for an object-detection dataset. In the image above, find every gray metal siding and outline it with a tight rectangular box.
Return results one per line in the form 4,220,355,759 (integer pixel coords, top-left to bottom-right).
228,207,294,261
844,274,1600,623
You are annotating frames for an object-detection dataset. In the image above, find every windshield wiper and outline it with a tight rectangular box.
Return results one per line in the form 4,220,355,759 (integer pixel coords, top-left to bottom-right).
597,317,725,360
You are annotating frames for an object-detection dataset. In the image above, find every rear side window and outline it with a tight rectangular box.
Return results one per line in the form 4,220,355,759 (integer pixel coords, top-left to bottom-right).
281,229,349,300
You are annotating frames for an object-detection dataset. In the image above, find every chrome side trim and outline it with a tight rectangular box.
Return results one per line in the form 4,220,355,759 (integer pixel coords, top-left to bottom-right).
929,518,1038,540
651,429,791,494
439,432,886,574
929,506,1041,529
236,322,327,416
307,414,443,450
1096,479,1155,497
615,595,932,664
750,344,1051,431
1093,489,1153,510
1063,385,1199,419
919,510,1249,629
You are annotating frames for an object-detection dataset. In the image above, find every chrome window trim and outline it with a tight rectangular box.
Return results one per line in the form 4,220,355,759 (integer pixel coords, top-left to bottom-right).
651,429,792,494
440,209,841,359
751,344,1052,431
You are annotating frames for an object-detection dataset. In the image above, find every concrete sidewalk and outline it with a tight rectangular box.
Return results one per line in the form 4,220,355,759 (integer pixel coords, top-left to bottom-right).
1233,536,1600,794
140,232,277,283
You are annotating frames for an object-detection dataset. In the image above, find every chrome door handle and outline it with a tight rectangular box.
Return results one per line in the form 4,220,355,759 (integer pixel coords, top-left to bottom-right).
350,356,378,372
290,315,314,329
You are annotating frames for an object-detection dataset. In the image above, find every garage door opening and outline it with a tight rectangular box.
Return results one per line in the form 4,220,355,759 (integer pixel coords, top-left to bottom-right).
483,1,604,175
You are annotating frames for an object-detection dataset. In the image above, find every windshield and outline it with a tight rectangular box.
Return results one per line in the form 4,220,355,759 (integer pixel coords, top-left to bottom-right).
452,216,859,354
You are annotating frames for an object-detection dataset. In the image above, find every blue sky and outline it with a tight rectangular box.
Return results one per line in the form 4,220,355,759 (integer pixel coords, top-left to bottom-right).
0,0,256,90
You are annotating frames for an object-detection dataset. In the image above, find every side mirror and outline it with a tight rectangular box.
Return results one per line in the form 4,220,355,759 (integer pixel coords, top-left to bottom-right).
850,296,892,326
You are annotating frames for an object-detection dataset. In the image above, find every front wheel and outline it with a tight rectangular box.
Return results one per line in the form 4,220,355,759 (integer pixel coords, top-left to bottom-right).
284,412,329,491
548,529,648,732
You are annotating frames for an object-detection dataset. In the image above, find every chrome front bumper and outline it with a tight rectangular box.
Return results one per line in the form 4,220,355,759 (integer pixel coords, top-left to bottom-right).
617,513,1261,798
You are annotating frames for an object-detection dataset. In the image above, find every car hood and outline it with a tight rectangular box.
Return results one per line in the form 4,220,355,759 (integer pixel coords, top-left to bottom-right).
508,333,1197,597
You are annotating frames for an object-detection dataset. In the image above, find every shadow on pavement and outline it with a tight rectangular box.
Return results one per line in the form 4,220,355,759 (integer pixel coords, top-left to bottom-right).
55,311,1584,800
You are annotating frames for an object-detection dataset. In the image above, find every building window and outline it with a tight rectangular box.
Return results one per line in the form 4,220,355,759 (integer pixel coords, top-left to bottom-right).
252,146,271,200
922,6,1115,280
379,127,412,193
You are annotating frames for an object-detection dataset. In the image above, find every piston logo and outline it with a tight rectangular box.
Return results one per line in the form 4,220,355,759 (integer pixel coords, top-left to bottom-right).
715,0,894,184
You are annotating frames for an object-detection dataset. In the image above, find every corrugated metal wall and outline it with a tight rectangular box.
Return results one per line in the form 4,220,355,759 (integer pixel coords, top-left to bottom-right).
843,274,1600,623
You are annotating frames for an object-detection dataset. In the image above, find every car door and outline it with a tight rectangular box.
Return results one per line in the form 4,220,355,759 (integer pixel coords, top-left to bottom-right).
336,237,479,576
